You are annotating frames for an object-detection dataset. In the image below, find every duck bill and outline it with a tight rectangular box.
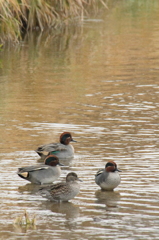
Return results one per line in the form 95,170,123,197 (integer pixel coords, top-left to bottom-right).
59,163,65,166
77,178,83,182
71,139,77,142
116,168,122,172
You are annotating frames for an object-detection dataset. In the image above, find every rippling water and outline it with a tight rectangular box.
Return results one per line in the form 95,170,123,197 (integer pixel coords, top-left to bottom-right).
1,1,159,239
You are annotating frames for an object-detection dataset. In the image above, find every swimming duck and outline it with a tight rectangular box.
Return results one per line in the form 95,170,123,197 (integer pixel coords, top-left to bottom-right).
95,161,121,191
35,132,76,159
17,155,63,185
39,172,81,202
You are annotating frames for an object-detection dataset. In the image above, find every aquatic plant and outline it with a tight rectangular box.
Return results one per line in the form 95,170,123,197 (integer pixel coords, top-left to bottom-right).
0,0,107,44
14,210,36,228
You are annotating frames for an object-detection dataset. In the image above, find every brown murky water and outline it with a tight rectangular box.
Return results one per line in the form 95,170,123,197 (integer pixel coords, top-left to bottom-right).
1,1,159,239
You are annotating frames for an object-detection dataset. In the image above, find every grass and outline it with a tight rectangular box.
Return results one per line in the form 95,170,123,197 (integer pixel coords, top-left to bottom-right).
14,210,36,229
0,0,107,44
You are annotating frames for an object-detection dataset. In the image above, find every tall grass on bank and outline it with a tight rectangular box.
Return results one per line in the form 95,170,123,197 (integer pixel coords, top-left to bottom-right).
0,0,107,44
0,0,23,43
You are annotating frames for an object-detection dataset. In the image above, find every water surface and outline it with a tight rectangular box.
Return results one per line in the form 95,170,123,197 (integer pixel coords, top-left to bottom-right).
1,1,159,239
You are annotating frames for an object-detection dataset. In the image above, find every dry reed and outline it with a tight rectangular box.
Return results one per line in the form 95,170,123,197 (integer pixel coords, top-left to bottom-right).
0,0,107,44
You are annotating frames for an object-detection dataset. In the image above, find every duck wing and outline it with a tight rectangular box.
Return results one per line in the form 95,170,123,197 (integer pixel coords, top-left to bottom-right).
95,168,104,177
39,182,67,200
35,143,67,154
18,164,49,174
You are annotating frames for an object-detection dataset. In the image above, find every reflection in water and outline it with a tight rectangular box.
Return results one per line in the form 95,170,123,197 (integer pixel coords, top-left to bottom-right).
95,190,121,208
18,183,41,195
41,201,80,219
14,224,36,234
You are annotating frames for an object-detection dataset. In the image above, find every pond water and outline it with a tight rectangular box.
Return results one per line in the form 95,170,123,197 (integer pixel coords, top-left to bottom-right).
1,0,159,239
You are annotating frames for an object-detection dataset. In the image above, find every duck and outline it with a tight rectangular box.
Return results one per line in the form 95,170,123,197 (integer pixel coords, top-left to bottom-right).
17,155,63,185
35,132,77,160
95,161,121,191
39,172,81,202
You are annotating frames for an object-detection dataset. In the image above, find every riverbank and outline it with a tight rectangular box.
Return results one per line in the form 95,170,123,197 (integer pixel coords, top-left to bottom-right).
0,0,107,44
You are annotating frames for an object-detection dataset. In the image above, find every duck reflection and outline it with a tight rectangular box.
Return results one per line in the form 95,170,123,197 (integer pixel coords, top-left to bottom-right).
41,200,79,219
95,190,121,209
18,183,41,195
40,201,80,229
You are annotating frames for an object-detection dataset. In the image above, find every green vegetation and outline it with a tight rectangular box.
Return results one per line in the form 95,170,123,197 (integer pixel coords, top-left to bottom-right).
14,210,36,229
0,0,107,44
